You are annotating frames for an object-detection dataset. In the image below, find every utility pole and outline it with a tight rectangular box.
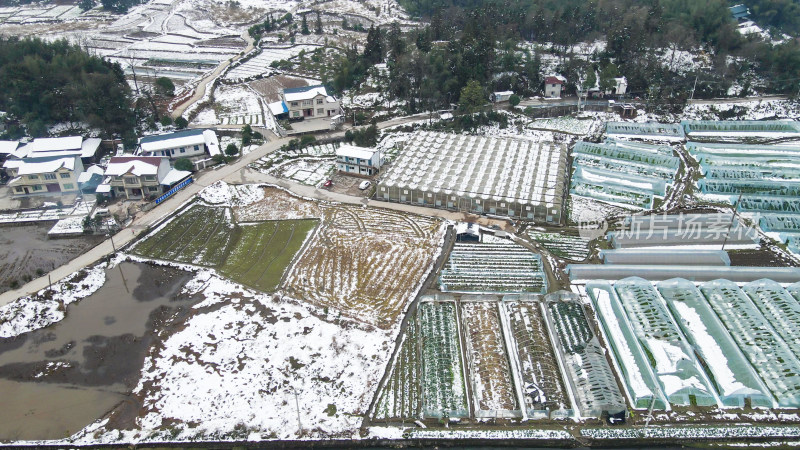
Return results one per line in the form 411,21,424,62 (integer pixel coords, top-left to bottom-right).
292,388,303,434
721,192,743,252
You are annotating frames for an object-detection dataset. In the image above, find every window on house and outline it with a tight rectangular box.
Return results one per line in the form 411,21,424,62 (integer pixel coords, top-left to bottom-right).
316,98,323,104
292,111,300,117
117,187,124,192
180,148,185,153
44,173,56,180
148,186,159,192
60,173,70,179
291,102,298,107
302,100,312,106
317,108,324,115
194,145,200,150
63,183,74,190
144,175,156,181
14,187,23,193
125,177,137,184
33,185,43,191
28,175,38,180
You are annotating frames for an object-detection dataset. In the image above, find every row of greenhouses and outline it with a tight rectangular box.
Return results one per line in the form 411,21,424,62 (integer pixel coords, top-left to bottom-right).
605,122,686,142
373,294,630,422
585,276,800,410
682,120,800,138
686,141,800,255
570,140,680,210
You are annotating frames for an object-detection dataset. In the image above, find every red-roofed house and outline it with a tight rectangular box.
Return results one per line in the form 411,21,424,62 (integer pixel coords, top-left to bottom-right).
544,75,567,98
100,156,171,200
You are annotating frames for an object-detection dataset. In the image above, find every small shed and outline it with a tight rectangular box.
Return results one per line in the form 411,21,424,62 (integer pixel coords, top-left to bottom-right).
490,91,514,103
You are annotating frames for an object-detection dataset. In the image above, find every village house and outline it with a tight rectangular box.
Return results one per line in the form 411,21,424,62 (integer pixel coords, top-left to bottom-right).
95,156,191,200
281,85,341,120
137,129,220,160
1,136,103,197
4,155,84,196
336,144,382,177
544,75,567,98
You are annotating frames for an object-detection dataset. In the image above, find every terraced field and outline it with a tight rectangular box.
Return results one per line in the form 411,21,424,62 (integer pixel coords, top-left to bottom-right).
372,317,420,420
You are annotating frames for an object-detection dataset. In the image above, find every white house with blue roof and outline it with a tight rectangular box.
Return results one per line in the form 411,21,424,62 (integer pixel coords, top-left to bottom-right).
136,129,220,160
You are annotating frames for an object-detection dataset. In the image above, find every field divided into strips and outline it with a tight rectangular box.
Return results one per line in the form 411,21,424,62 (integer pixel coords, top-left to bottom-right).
503,300,568,416
419,301,469,419
570,140,680,210
439,242,547,294
461,300,519,417
220,219,318,292
373,317,420,420
224,45,321,81
133,205,235,266
253,143,339,172
283,205,443,328
527,231,591,261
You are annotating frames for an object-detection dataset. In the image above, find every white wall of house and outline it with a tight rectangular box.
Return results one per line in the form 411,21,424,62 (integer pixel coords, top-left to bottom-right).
545,83,563,98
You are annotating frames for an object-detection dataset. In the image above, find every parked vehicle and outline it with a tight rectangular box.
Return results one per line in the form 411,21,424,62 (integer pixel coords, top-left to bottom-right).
359,180,372,190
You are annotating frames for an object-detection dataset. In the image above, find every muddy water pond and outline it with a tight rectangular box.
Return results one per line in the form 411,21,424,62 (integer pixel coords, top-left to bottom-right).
0,262,199,441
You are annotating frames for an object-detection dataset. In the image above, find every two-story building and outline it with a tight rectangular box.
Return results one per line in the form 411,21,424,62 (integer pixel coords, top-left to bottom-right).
544,75,567,98
282,85,341,120
335,144,382,177
97,156,172,200
137,129,220,160
5,155,84,196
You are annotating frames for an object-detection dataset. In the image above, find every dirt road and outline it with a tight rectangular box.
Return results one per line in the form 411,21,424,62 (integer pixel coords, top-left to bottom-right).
170,30,255,120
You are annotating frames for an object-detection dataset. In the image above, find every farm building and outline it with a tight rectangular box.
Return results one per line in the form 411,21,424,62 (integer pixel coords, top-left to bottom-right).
377,131,569,224
3,136,102,168
0,140,18,165
490,91,514,102
544,75,566,98
335,144,382,176
97,156,177,200
281,85,342,120
137,129,220,159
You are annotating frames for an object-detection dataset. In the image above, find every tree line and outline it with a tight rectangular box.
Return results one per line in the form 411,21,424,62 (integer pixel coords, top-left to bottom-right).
326,0,800,116
0,37,136,141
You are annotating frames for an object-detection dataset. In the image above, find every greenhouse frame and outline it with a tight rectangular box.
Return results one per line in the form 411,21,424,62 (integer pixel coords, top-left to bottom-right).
604,122,686,142
586,283,668,410
544,292,626,418
378,131,569,224
599,249,730,266
613,277,718,407
682,120,800,137
658,278,774,408
742,279,800,360
700,279,800,408
567,265,800,283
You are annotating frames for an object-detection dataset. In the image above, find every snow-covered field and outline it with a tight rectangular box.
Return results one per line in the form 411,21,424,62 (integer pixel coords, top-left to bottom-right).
212,85,265,126
224,45,321,82
129,271,395,440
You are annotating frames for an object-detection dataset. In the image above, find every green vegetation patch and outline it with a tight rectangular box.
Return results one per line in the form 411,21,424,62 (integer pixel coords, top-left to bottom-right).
220,219,318,292
133,205,236,267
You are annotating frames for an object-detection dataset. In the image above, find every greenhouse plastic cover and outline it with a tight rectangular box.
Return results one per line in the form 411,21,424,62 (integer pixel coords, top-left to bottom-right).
567,265,800,282
599,249,730,266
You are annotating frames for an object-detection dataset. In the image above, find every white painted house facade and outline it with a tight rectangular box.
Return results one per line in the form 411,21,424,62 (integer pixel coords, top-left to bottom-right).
336,144,382,176
544,75,567,98
137,129,220,159
282,85,341,120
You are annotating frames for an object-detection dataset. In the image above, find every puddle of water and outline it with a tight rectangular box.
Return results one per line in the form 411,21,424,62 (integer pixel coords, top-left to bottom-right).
0,262,197,441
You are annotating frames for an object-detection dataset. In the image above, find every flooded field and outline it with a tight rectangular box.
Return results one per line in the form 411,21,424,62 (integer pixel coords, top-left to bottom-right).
0,262,197,441
0,224,104,294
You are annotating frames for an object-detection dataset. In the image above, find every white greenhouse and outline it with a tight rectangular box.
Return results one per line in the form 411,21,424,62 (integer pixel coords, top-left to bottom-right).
377,131,569,224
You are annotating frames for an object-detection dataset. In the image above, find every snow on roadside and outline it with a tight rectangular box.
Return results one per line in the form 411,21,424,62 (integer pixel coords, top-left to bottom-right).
130,271,394,440
0,263,107,338
199,180,265,206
